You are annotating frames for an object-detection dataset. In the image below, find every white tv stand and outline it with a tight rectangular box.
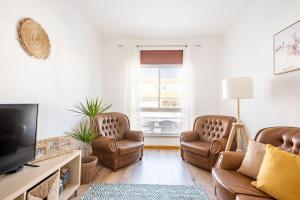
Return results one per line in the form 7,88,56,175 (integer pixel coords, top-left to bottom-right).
0,150,81,200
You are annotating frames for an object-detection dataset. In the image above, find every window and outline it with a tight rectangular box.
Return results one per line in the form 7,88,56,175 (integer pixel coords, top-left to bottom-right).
139,65,183,135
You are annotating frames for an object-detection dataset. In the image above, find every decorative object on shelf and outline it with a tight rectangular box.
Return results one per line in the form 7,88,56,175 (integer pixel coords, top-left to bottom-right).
59,136,73,154
273,20,300,75
60,167,70,186
45,137,61,158
59,179,63,195
27,172,59,200
32,136,73,163
34,140,49,163
66,97,112,184
17,18,51,59
222,77,254,151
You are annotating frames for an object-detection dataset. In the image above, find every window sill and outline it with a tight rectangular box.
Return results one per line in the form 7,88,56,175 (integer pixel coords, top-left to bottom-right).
144,134,180,138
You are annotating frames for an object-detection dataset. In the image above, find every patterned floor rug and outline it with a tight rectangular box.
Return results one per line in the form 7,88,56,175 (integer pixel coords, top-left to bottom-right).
81,183,208,200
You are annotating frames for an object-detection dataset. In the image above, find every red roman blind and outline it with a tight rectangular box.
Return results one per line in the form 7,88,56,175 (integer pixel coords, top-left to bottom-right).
140,50,183,64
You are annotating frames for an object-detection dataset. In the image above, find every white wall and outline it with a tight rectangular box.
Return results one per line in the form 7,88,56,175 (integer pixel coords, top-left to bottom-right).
101,38,222,146
220,0,300,138
0,0,104,139
6,0,297,145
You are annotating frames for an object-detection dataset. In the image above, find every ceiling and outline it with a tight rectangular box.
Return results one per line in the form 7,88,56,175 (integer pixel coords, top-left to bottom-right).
74,0,254,39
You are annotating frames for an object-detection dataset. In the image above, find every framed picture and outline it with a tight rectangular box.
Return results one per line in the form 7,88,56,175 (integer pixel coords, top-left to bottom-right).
59,136,73,154
33,136,74,163
45,137,61,157
273,20,300,75
33,140,49,163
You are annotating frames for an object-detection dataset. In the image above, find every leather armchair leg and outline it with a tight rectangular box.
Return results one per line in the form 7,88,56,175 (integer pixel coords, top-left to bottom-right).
181,149,185,161
139,149,143,160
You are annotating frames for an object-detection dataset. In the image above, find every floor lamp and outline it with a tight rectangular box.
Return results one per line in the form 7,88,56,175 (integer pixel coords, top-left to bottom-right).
222,77,253,151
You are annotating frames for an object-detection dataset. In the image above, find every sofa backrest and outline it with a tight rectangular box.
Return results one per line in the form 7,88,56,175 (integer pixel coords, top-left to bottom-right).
194,115,236,142
255,126,300,155
94,112,130,140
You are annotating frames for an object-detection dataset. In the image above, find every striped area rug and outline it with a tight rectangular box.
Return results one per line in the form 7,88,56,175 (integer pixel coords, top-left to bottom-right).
81,183,208,200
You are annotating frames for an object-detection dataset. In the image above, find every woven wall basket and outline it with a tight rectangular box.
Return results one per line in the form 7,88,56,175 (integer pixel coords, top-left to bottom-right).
17,18,51,59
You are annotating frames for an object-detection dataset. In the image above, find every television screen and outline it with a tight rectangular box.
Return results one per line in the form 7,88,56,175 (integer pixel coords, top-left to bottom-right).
0,104,38,174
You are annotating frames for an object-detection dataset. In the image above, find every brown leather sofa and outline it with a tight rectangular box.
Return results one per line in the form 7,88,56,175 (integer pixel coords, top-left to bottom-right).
180,115,236,170
91,112,144,171
212,126,300,200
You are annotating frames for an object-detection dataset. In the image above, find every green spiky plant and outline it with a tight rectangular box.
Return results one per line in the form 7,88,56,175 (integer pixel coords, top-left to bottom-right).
65,123,97,157
66,97,112,156
69,97,112,132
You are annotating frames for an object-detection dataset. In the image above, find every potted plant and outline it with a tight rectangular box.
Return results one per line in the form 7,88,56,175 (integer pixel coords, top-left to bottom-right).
66,97,112,184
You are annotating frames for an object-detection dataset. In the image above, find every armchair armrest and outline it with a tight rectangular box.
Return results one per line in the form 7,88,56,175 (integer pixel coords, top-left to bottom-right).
91,136,117,153
180,131,199,142
215,151,245,170
125,130,144,142
210,138,228,154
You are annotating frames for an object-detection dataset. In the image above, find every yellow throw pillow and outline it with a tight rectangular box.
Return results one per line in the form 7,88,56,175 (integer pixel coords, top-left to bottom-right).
251,144,300,200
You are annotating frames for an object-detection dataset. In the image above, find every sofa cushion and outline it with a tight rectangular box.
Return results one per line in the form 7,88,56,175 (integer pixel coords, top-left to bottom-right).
238,140,266,179
117,140,143,156
252,144,300,200
212,168,272,199
181,141,210,157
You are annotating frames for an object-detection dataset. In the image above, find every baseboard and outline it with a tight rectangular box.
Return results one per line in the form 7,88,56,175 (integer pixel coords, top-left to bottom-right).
144,145,180,150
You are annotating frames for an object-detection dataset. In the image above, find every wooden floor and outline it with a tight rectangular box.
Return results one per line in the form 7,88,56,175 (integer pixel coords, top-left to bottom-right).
72,149,217,200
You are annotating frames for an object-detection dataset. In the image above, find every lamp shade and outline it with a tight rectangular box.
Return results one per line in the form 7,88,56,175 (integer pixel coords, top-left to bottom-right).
222,77,253,99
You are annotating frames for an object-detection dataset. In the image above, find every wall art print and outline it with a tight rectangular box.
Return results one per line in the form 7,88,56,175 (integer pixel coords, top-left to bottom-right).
274,20,300,75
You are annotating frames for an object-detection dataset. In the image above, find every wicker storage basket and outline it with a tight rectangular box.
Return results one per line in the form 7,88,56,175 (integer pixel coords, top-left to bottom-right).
81,156,98,184
27,172,59,200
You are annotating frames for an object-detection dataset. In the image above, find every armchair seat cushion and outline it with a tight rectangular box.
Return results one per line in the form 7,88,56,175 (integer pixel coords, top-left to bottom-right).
117,140,144,156
181,141,210,157
212,168,272,199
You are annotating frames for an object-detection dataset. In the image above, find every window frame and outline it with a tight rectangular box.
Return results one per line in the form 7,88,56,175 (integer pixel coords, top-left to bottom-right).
139,64,183,136
139,64,183,111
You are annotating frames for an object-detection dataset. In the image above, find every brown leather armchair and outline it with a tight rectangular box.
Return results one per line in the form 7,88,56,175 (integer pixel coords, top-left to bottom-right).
212,126,300,200
180,115,236,170
91,112,144,171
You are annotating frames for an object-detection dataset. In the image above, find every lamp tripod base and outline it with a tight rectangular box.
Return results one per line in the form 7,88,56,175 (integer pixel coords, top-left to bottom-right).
225,122,249,151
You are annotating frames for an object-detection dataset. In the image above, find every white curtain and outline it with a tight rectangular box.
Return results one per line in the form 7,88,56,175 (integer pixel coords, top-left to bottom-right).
123,45,199,131
182,46,200,130
124,45,141,129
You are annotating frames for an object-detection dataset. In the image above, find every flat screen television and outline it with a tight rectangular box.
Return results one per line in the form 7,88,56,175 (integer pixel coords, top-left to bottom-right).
0,104,38,175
